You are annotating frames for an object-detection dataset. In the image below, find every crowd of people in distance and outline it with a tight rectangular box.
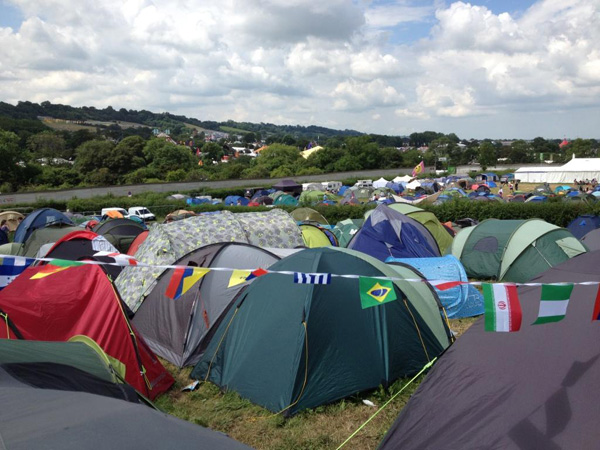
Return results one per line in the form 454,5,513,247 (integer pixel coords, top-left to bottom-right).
574,178,597,193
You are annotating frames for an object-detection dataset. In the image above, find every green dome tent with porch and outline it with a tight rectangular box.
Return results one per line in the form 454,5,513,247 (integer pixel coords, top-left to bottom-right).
449,219,587,282
192,247,452,415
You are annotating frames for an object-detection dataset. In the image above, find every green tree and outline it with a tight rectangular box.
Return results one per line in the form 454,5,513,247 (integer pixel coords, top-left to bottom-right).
508,140,533,163
74,140,114,174
27,131,68,165
0,130,26,190
252,144,302,172
478,141,497,171
202,142,224,162
110,136,146,177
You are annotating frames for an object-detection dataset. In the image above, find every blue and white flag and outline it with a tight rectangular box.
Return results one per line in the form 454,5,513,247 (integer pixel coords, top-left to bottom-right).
294,272,331,285
0,256,35,290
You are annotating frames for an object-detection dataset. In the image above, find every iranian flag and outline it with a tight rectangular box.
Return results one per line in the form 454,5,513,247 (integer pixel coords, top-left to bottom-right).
483,283,522,332
533,284,574,325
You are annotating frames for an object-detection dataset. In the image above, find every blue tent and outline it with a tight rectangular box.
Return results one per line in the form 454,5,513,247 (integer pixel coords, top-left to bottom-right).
386,182,403,194
187,197,211,205
386,256,484,318
13,208,74,244
224,196,249,206
337,185,351,196
567,215,600,239
347,204,440,261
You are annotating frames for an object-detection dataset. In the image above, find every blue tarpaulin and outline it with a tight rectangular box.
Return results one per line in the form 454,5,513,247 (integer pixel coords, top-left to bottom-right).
386,255,484,318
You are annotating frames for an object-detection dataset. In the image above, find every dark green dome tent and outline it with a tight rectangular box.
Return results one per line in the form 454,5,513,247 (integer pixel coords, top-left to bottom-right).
192,247,452,415
449,219,587,282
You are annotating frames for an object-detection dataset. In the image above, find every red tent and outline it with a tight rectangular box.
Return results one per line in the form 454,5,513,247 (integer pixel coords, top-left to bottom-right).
0,264,173,399
127,230,149,256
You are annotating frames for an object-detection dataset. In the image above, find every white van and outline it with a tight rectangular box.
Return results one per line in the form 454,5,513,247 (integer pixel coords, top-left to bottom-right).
101,207,129,218
321,181,342,192
355,179,373,188
128,206,156,222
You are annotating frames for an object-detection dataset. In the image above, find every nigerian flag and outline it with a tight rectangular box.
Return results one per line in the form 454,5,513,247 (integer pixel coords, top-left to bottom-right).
359,277,397,309
533,284,574,325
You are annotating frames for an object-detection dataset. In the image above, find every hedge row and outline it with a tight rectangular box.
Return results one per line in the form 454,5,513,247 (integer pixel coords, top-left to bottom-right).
4,193,598,229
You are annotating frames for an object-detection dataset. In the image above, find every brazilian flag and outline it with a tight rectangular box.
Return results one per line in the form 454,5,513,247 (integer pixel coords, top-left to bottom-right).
359,277,397,309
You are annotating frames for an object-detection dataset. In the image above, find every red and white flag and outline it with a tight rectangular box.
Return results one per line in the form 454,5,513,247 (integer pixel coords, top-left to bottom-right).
483,283,522,332
93,251,138,266
428,280,465,291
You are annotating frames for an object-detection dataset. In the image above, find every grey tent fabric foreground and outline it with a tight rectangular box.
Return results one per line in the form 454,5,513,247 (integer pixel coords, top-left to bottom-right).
132,243,296,367
0,369,252,450
379,250,600,450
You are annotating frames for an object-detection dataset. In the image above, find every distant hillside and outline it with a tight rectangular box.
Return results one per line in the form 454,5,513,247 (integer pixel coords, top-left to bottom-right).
0,101,363,140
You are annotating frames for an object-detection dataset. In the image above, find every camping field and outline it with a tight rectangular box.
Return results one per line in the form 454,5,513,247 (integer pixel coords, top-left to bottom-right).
154,317,478,450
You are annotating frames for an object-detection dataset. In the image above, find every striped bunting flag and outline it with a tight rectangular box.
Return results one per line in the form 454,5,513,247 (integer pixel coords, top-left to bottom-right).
533,284,573,325
294,272,331,285
483,283,522,332
0,256,35,290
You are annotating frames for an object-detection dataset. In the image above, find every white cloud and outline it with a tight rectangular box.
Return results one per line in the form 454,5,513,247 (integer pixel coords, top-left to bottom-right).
332,79,405,110
0,0,598,139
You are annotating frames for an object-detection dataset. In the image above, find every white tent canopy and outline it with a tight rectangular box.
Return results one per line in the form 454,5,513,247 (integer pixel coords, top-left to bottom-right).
373,177,389,188
393,175,414,183
515,157,600,183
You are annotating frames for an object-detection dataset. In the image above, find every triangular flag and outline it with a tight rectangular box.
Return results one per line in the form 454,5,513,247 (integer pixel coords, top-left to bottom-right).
228,270,252,288
359,277,397,309
30,259,84,280
592,285,600,321
483,283,522,332
165,267,210,300
533,284,574,325
245,268,268,281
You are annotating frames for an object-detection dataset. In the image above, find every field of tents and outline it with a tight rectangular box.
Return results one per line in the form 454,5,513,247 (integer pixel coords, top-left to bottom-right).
1,176,600,449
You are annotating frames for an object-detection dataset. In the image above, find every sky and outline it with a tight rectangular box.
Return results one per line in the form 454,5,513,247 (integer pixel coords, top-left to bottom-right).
0,0,598,140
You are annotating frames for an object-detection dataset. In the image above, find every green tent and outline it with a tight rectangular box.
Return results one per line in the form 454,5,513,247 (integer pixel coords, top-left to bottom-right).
273,194,298,206
20,226,80,257
192,247,452,415
0,339,119,384
291,207,329,225
332,219,363,248
299,223,336,247
449,219,588,282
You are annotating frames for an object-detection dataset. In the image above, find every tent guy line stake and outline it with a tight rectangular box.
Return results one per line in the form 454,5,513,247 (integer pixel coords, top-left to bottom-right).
2,254,600,288
335,357,437,450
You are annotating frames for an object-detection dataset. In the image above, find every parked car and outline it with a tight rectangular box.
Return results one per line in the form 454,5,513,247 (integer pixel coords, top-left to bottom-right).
128,206,156,222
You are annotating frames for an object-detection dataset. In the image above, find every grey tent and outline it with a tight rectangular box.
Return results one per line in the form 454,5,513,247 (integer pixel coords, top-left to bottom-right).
132,243,298,367
380,251,600,450
0,369,252,449
116,210,303,312
581,228,600,251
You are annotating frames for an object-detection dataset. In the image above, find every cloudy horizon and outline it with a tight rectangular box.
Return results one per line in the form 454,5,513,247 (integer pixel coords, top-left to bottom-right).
0,0,598,140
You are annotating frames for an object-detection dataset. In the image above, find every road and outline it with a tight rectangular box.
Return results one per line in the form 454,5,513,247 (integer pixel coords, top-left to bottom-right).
0,164,525,206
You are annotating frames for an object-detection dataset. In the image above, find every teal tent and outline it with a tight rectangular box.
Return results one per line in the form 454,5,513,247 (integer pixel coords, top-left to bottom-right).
449,219,587,282
192,247,452,415
332,219,363,247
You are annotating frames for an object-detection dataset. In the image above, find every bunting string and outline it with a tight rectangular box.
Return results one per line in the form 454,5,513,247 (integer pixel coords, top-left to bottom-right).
3,253,600,287
2,253,600,328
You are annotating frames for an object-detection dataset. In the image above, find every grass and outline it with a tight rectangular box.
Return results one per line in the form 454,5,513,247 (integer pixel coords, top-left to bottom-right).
220,125,252,135
154,317,478,450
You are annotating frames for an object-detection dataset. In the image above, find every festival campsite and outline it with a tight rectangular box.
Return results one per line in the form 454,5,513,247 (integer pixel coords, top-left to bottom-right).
1,172,600,449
